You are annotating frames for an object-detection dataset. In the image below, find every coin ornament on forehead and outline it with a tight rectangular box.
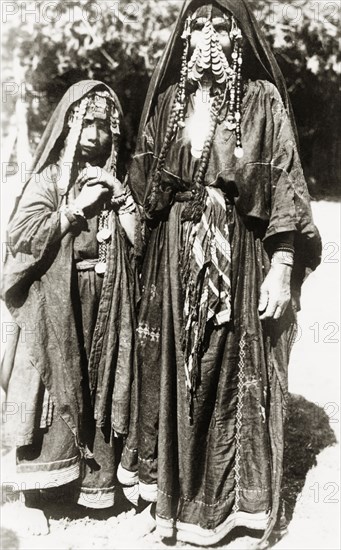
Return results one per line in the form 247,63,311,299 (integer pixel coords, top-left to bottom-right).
84,91,110,120
67,91,120,138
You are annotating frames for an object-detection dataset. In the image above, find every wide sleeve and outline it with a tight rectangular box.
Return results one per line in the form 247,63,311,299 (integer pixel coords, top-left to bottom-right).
233,80,321,298
264,85,321,271
7,164,62,260
1,165,65,305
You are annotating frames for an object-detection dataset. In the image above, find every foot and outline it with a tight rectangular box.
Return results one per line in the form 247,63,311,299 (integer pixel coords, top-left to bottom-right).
131,503,156,537
112,503,156,541
254,541,270,550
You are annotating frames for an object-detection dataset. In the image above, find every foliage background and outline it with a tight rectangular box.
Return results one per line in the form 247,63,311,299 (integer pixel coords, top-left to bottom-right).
1,0,340,198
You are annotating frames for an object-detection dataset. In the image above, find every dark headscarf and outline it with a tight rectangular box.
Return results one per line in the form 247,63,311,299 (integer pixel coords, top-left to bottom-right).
138,0,298,144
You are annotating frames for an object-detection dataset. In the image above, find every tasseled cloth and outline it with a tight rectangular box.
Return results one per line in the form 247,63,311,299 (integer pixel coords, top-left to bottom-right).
180,187,231,418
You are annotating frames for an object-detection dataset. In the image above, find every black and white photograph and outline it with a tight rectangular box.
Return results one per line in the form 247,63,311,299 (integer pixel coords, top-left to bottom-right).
1,1,340,549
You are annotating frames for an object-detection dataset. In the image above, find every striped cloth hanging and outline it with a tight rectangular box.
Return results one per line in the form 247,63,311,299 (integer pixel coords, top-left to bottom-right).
181,186,231,400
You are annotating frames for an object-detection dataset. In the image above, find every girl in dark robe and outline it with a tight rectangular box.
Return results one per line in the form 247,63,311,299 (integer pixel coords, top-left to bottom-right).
117,1,322,548
1,81,137,532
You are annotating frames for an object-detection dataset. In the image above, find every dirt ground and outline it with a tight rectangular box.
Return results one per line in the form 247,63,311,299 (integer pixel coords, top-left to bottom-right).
1,201,340,550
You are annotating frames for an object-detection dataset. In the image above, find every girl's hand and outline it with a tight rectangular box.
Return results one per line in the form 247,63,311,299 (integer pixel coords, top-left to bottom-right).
76,163,124,196
258,264,292,320
74,183,109,211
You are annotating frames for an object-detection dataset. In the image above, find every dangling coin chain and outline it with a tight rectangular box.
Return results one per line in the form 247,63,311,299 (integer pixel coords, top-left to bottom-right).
95,207,111,275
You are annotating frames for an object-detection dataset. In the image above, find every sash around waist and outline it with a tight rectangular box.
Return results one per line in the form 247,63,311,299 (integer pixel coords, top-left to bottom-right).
75,259,99,271
173,187,234,205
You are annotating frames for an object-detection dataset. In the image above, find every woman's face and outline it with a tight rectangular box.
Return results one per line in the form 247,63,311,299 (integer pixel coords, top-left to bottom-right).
78,118,111,160
190,16,232,59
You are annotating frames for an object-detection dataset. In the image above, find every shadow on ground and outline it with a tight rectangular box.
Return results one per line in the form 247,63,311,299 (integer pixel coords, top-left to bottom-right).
0,528,20,550
281,393,337,523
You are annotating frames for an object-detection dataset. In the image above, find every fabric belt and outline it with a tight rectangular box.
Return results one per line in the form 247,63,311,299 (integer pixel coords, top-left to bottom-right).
75,259,99,271
174,188,233,205
174,190,197,202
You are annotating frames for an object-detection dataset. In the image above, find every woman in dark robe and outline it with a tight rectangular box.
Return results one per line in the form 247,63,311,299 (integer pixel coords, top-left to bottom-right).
117,1,322,547
1,80,137,532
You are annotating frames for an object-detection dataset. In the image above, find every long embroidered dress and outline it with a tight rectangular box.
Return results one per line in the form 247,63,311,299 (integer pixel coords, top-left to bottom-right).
120,76,321,544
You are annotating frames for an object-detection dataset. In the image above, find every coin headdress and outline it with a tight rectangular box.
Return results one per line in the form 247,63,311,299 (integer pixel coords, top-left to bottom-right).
58,90,121,196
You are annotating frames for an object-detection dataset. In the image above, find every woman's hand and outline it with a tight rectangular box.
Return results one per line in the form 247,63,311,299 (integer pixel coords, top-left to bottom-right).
258,264,292,320
76,163,125,196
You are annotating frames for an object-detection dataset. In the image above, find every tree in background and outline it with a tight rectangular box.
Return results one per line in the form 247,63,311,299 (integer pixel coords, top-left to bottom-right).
2,0,340,197
249,0,340,197
2,0,180,166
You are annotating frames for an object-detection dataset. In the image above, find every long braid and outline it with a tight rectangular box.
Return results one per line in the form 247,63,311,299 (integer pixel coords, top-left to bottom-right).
176,14,192,128
106,99,120,175
95,95,121,276
194,95,223,186
58,96,89,197
146,16,193,213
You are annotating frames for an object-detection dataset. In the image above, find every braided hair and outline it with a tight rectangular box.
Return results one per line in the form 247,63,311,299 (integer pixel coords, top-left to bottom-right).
58,96,89,196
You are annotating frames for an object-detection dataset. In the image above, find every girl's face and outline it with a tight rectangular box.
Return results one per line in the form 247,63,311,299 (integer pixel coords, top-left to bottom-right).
78,118,111,160
190,16,233,59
